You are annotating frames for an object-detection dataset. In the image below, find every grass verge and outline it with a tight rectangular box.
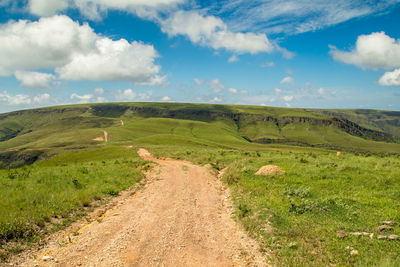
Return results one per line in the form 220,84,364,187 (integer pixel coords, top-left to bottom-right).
0,146,147,261
149,145,400,266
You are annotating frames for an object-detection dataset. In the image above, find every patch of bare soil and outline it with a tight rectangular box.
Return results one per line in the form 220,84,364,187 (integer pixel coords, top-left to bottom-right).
93,131,108,143
255,165,285,176
15,149,267,266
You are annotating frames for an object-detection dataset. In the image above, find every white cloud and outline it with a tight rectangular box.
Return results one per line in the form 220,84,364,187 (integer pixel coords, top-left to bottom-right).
193,78,248,96
193,78,203,85
280,76,294,84
93,87,104,94
138,91,152,100
244,82,337,106
379,69,400,86
330,32,400,70
228,87,238,94
161,96,171,101
228,87,247,94
0,92,32,105
208,79,224,93
0,15,165,85
0,91,54,108
29,0,68,16
96,96,106,102
114,89,153,102
283,95,294,102
70,93,93,103
0,16,95,76
261,61,275,68
228,55,239,62
318,88,325,95
57,37,166,85
14,71,56,89
211,96,222,103
161,10,274,55
206,0,399,35
115,88,137,101
28,0,183,19
33,93,51,104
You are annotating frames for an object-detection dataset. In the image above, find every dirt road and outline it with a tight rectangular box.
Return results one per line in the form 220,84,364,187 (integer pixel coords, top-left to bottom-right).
19,149,266,266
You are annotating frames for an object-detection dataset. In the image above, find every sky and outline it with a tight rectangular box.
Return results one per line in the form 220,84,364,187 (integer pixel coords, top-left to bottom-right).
0,0,400,113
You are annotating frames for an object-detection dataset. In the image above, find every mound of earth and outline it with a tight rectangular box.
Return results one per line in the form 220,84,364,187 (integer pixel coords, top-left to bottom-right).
255,165,285,176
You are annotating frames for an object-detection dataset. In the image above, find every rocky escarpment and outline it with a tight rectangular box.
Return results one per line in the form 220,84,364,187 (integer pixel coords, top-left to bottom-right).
91,104,397,144
311,109,400,138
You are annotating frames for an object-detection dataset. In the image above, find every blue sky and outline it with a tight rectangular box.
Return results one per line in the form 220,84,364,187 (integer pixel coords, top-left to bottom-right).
0,0,400,113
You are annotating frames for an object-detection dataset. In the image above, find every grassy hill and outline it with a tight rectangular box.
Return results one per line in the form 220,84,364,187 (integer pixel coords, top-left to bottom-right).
310,109,400,137
1,102,400,265
0,103,399,168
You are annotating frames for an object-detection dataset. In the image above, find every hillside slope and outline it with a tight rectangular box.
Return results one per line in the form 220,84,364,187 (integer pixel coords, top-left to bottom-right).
310,109,400,137
0,103,399,167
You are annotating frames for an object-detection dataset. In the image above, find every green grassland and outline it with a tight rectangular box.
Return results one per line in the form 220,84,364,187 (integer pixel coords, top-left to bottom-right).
1,102,400,265
0,103,399,160
149,146,400,266
0,146,147,260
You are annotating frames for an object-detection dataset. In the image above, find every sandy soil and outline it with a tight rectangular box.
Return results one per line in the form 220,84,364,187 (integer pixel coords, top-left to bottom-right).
16,149,267,266
93,131,108,143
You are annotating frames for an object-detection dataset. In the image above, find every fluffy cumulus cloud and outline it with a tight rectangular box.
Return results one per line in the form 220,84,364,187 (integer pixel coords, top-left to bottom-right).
161,96,171,101
14,71,57,89
0,92,31,105
330,32,400,70
0,15,165,85
0,91,52,106
0,15,95,75
57,38,165,85
33,93,51,104
282,95,294,102
228,55,239,63
115,88,137,101
379,69,400,86
211,96,222,103
70,93,93,103
330,32,400,86
28,0,183,19
161,11,274,55
114,89,153,102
